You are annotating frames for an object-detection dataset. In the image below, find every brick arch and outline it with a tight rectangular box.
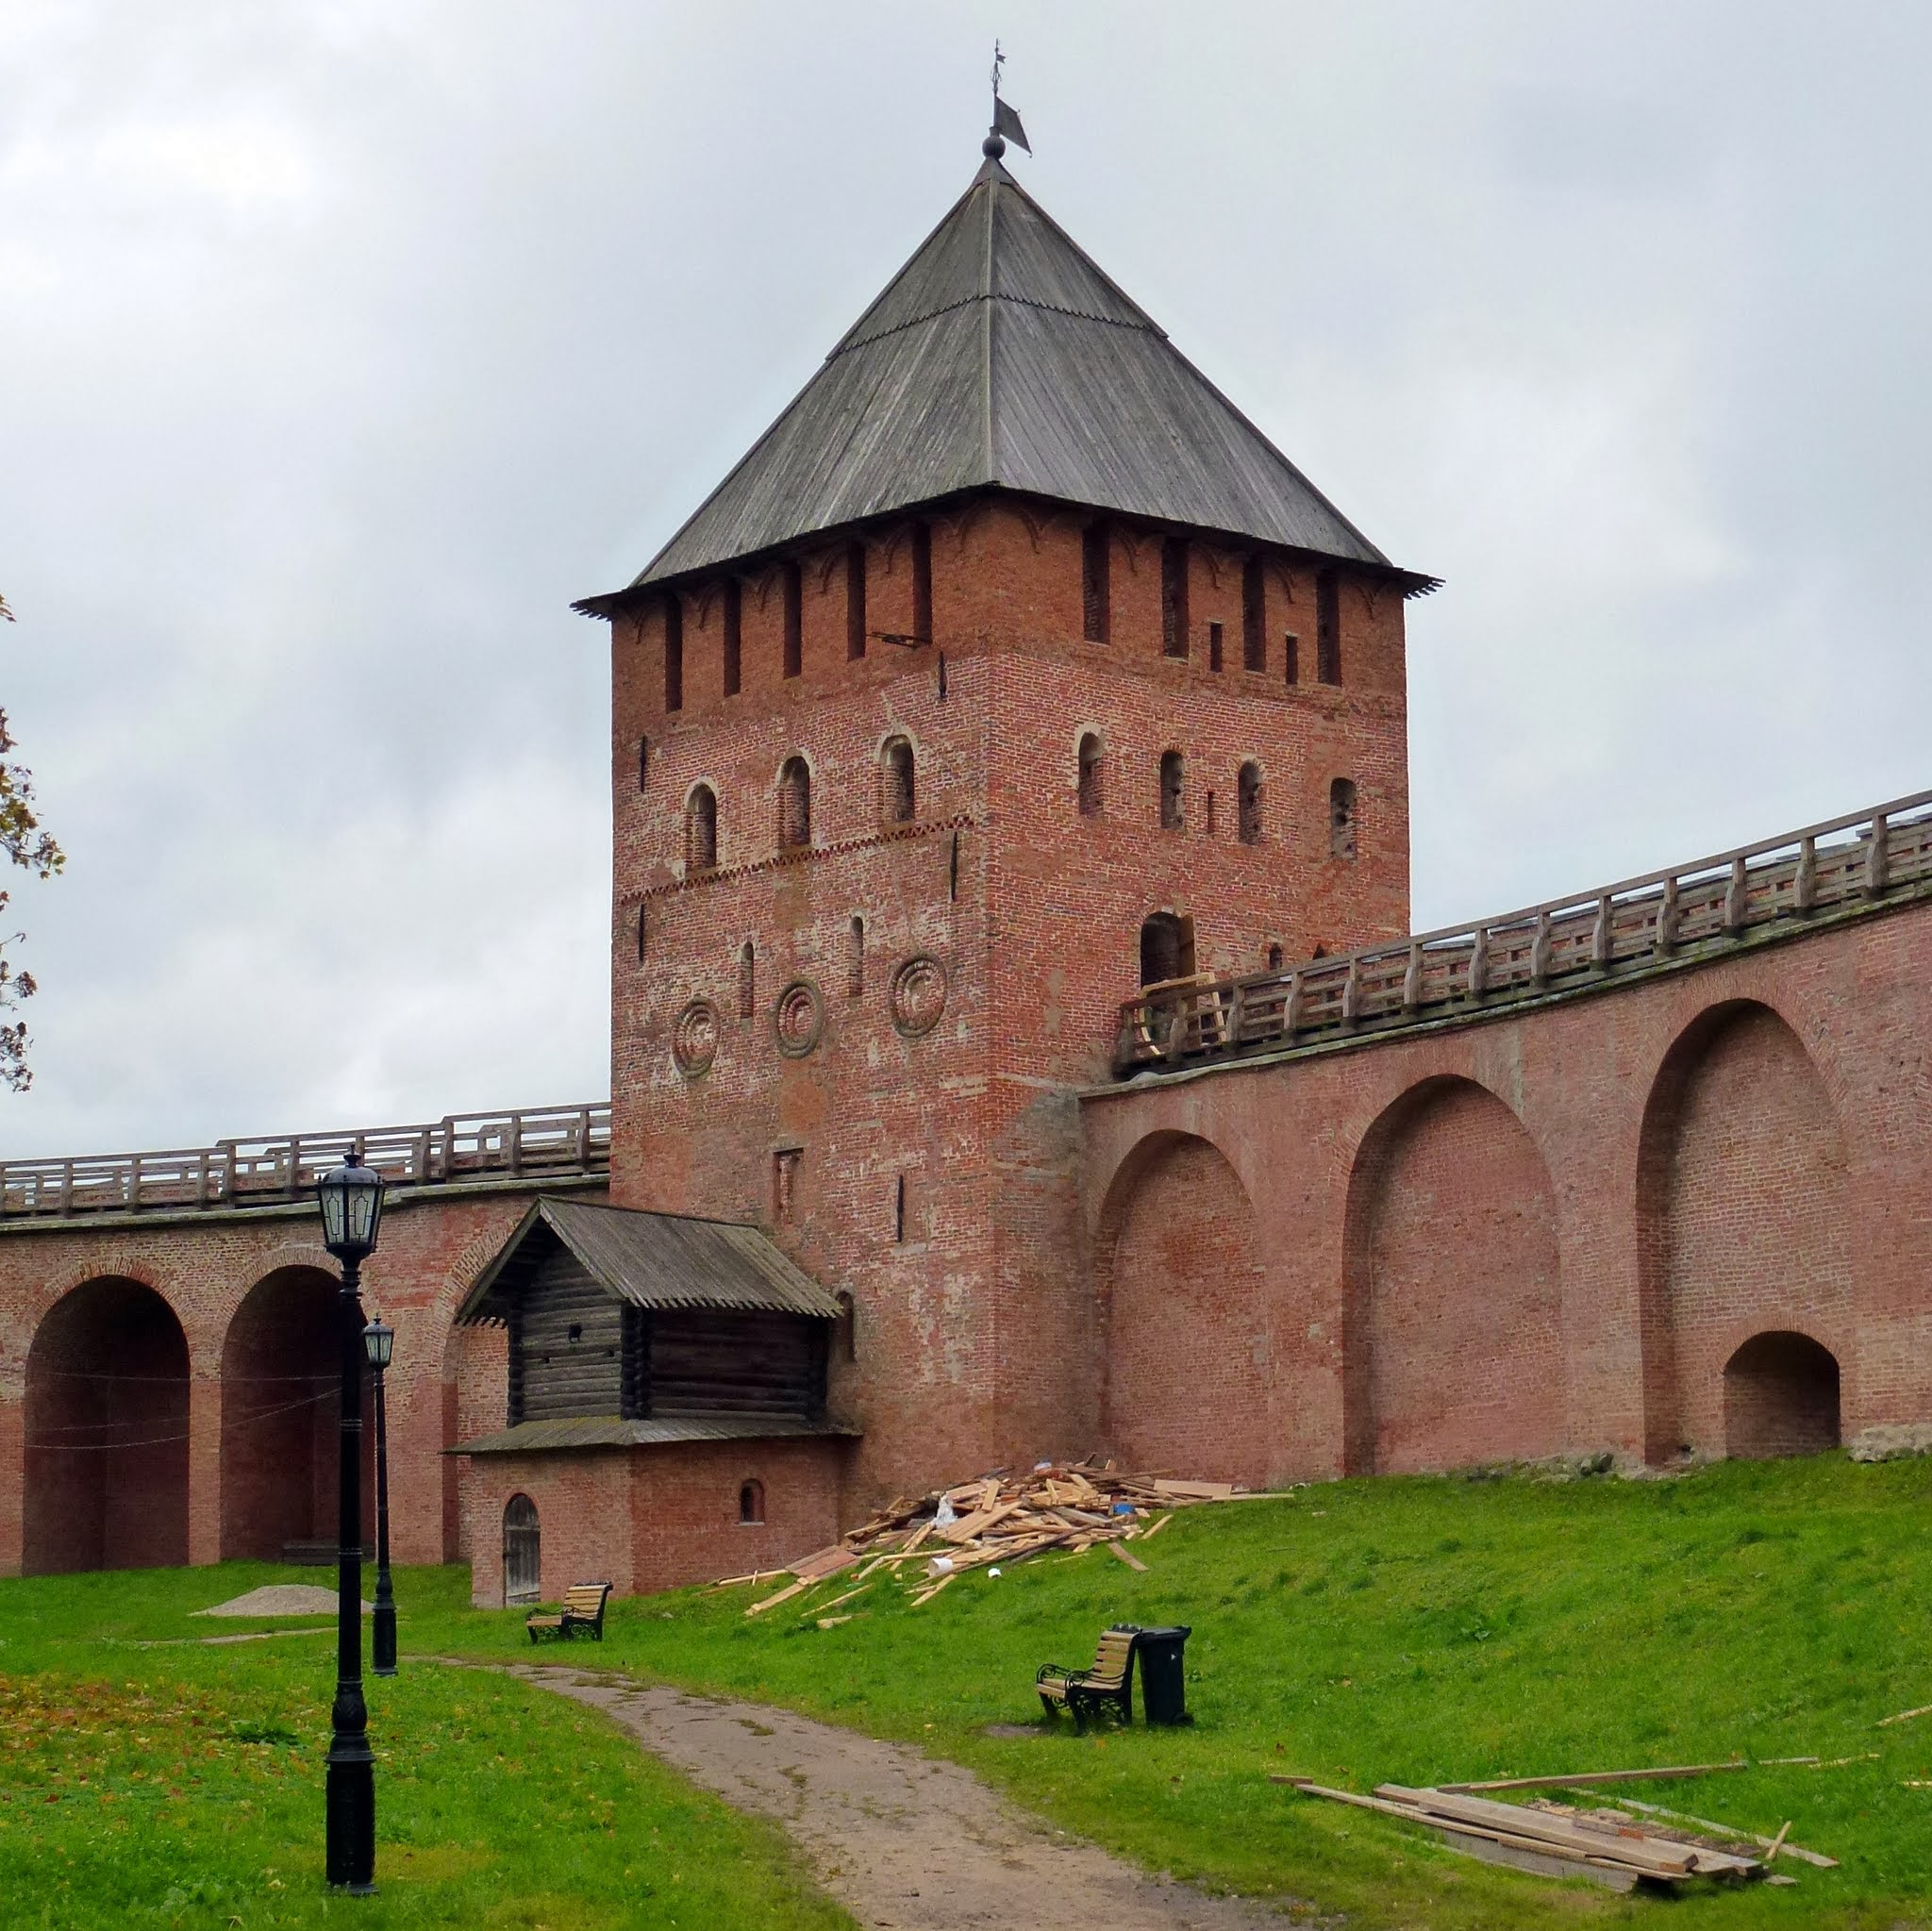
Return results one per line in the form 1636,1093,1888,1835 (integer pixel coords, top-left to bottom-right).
1096,1129,1269,1483
1636,999,1852,1463
1342,1075,1562,1474
219,1263,344,1560
25,1276,191,1573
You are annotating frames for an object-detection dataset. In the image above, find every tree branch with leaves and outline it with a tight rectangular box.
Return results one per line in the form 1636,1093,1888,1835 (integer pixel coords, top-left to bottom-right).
0,592,63,1090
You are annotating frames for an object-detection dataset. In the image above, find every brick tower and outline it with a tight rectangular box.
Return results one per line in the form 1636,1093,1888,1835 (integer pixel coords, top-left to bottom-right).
575,141,1433,1504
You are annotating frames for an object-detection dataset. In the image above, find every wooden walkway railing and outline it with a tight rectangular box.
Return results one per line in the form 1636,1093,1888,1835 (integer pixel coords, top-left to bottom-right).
1115,788,1932,1077
0,1102,611,1223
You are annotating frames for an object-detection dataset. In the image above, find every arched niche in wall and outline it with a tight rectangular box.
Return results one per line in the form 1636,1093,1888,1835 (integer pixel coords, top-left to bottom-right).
1635,1000,1851,1465
1098,1130,1269,1485
25,1277,191,1574
1341,1076,1563,1475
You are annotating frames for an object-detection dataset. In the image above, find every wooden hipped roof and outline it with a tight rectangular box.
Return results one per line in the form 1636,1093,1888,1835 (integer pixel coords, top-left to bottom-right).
455,1197,843,1323
577,155,1434,610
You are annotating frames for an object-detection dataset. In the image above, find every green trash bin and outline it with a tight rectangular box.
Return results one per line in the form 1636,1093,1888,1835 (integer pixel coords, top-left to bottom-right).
1131,1624,1193,1725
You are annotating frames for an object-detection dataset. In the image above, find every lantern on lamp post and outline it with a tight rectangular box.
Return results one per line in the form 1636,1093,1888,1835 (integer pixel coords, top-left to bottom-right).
316,1153,386,1894
362,1315,396,1677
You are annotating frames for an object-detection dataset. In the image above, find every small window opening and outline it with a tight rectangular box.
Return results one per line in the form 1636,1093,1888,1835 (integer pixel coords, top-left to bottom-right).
1238,761,1263,845
635,904,647,963
1159,750,1185,831
1284,633,1300,686
567,1322,583,1343
722,579,742,696
1267,942,1285,970
937,652,947,701
1082,523,1110,643
911,523,933,644
846,542,867,660
663,596,684,712
1139,911,1196,987
781,562,803,678
1208,621,1224,673
686,783,718,871
739,1479,765,1525
1241,557,1267,672
778,756,811,849
1316,570,1341,684
1205,790,1217,836
738,940,756,1019
1330,777,1358,859
893,1174,906,1243
883,736,915,824
847,915,864,997
948,829,960,901
773,1148,801,1223
1160,538,1190,658
637,737,649,791
1076,732,1103,817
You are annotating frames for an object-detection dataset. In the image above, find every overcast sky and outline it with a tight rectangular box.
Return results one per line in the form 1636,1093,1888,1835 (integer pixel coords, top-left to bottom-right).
4,2,1929,1157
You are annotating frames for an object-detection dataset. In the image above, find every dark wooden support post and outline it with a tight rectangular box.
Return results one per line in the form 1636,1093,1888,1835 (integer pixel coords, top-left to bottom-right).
1283,974,1303,1035
1467,928,1489,1000
1530,911,1552,986
1591,893,1612,968
1795,835,1818,911
1402,941,1423,1011
1341,958,1362,1024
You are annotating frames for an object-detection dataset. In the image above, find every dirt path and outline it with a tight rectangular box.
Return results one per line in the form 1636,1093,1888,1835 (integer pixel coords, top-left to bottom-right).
514,1665,1300,1931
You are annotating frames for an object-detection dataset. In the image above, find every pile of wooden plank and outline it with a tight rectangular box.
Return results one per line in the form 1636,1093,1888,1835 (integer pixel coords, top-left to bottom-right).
718,1461,1258,1617
1286,1780,1772,1891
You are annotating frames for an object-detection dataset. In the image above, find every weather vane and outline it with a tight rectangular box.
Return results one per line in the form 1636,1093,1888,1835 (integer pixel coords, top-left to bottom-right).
984,40,1031,159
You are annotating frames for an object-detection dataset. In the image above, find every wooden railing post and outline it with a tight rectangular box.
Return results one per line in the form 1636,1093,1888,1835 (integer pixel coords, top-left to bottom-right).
1655,878,1679,956
1284,974,1303,1035
1467,928,1489,999
1591,893,1612,968
1724,855,1748,934
1401,942,1423,1012
1866,812,1890,898
1341,958,1362,1024
1530,911,1552,986
508,1113,524,1177
1795,835,1818,911
127,1152,142,1211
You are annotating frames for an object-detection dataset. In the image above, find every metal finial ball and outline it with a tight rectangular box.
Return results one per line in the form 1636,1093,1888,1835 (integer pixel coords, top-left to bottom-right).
983,133,1006,158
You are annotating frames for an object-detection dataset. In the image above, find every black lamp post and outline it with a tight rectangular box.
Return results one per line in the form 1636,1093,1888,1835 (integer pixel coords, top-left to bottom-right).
363,1316,396,1677
317,1153,386,1895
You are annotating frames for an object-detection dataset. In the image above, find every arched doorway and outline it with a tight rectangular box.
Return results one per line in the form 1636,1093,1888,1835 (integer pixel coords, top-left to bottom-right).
220,1267,344,1561
503,1494,541,1604
25,1278,190,1573
1139,912,1195,986
1724,1333,1840,1459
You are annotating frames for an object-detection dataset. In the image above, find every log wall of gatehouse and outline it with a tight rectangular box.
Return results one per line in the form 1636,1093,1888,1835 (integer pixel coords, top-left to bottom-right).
1086,791,1932,1483
0,1107,608,1577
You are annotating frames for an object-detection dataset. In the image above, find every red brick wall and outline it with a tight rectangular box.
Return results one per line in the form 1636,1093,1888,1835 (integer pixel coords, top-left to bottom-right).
1640,1001,1855,1458
1083,895,1932,1480
462,1436,851,1606
0,1186,598,1578
1343,1077,1563,1473
1101,1133,1268,1481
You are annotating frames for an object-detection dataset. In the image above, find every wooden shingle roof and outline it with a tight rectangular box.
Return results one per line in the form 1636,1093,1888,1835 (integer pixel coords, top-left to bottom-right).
576,156,1433,610
455,1197,843,1323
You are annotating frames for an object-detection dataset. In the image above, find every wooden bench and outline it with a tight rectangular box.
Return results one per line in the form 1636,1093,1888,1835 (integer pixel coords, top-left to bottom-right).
525,1581,613,1644
1037,1624,1138,1729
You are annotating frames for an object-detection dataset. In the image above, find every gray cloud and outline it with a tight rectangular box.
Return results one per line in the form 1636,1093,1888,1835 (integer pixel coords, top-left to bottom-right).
3,0,1928,1153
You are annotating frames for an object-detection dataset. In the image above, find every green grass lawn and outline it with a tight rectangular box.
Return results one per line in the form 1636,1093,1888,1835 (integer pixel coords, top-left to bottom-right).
0,1562,851,1930
420,1454,1932,1928
7,1456,1932,1928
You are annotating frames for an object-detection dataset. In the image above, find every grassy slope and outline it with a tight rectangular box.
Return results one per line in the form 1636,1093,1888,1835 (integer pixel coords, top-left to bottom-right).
418,1455,1932,1928
0,1562,852,1931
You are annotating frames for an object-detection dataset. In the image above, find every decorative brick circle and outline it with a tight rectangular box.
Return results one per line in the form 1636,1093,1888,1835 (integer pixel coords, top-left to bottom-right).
890,956,948,1037
773,980,824,1058
672,999,721,1079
